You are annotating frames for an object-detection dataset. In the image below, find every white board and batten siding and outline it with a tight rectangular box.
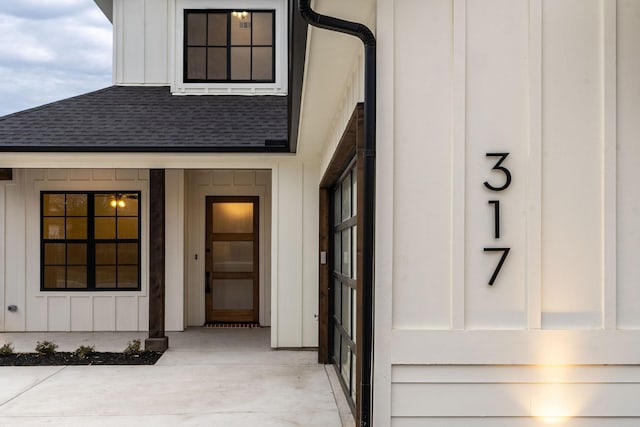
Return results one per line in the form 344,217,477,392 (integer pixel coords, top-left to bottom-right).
0,180,8,332
270,161,320,348
376,0,640,424
0,169,183,332
113,0,289,95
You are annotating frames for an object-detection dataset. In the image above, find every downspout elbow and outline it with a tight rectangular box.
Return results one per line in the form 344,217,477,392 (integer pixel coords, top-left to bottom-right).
298,0,376,47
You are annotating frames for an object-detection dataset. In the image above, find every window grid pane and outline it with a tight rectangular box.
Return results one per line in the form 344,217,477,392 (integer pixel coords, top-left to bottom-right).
207,47,227,80
230,47,251,80
67,243,87,265
207,13,227,45
43,194,65,216
44,243,65,265
187,47,207,80
187,13,207,45
230,13,251,45
252,13,273,45
252,47,273,80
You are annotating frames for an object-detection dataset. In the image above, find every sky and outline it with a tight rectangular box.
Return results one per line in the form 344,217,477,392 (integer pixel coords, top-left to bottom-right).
0,0,112,117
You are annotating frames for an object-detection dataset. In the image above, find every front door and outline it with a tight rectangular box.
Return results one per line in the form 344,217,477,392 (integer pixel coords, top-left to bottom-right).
205,196,259,323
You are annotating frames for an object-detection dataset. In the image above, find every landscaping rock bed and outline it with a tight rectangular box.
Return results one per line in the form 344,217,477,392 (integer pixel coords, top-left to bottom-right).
0,351,162,366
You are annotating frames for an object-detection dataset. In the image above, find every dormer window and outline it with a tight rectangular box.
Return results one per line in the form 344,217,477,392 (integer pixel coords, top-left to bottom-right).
184,10,275,83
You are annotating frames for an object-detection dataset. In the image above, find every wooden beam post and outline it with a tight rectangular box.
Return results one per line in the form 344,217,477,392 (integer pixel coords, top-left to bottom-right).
0,169,12,180
145,169,169,351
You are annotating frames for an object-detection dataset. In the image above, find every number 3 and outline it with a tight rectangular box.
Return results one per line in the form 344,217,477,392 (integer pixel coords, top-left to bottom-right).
484,153,511,192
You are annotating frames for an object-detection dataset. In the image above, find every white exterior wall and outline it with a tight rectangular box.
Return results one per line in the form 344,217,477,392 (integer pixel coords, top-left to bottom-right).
113,0,289,96
616,0,640,329
165,169,185,331
0,179,9,331
271,160,320,347
0,168,186,332
374,0,640,424
114,0,170,85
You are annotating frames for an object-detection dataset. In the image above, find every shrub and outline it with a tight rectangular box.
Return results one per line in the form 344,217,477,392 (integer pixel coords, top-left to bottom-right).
74,345,95,359
123,339,142,355
35,340,58,355
0,342,15,356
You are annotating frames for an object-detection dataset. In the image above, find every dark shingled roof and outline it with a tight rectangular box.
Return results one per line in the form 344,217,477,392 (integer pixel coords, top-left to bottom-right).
0,86,289,152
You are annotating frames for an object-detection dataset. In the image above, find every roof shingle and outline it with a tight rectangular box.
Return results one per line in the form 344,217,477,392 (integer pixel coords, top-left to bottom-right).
0,86,288,152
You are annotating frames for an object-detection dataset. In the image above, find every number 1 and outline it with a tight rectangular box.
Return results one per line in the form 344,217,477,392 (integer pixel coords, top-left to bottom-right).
489,200,500,238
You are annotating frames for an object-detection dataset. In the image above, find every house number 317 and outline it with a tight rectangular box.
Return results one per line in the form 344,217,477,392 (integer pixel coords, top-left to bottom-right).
483,153,511,286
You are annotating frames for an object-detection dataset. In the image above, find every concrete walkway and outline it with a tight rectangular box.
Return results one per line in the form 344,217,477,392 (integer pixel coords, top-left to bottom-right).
0,328,353,426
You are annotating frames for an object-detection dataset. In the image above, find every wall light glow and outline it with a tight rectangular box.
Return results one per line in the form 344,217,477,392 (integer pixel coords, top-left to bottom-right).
532,382,575,425
538,416,570,425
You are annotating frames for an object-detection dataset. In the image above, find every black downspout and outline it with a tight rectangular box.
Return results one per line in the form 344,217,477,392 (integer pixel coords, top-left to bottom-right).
297,2,376,426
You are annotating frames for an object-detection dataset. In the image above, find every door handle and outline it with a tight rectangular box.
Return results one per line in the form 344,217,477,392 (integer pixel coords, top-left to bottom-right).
205,271,211,293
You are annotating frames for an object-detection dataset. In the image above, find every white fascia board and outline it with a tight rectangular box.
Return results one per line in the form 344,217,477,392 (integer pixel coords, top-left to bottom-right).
0,153,297,169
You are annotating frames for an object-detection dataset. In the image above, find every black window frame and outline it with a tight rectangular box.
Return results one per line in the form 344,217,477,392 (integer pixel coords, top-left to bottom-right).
40,191,142,292
183,9,276,83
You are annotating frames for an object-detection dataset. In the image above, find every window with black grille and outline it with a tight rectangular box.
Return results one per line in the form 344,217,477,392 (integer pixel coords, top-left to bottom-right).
184,10,275,83
41,192,141,291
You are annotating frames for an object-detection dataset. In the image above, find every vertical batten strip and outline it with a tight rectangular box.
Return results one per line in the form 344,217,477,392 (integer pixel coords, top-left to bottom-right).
526,0,542,330
451,0,466,330
298,162,304,346
143,0,149,82
0,183,4,331
373,0,393,423
167,0,175,87
270,164,279,347
602,0,617,330
115,0,124,83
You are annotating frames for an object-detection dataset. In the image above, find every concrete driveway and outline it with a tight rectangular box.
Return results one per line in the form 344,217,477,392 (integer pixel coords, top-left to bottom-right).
0,328,352,426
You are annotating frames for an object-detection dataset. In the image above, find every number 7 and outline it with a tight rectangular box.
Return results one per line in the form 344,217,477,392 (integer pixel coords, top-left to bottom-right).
483,247,510,286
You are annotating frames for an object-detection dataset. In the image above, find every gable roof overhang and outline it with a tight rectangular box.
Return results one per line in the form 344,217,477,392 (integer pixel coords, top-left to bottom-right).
94,0,113,23
295,0,374,158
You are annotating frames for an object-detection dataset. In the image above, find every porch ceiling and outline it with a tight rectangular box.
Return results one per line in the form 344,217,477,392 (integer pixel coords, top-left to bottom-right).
297,0,375,158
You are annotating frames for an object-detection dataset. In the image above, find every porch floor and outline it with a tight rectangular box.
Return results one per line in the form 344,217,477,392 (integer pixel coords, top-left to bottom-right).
0,327,353,426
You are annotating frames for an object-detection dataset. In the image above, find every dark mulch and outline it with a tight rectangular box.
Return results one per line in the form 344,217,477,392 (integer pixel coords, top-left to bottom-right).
0,351,163,366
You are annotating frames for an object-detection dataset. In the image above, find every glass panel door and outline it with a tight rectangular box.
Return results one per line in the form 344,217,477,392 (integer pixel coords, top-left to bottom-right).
205,197,259,323
331,164,357,408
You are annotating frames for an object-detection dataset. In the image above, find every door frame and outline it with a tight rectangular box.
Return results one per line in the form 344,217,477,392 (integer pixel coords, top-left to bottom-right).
205,195,260,323
319,104,365,417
